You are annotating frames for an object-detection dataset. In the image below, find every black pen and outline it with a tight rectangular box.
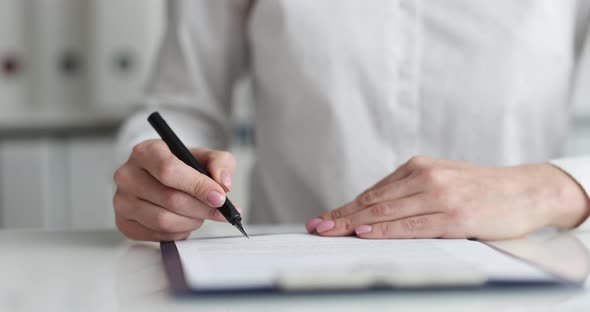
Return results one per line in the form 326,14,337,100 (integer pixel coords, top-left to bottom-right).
148,111,249,238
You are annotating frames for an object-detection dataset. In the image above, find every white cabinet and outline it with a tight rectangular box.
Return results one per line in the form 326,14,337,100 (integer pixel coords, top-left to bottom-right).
0,136,115,229
0,138,67,228
67,137,115,229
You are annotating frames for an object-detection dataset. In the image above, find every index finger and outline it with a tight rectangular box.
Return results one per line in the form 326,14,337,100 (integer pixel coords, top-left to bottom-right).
319,169,422,222
321,158,418,220
132,141,227,207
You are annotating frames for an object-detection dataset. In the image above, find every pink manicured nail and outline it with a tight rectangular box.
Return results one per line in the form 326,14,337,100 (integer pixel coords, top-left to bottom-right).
221,170,232,189
207,191,225,207
355,225,372,235
316,220,335,233
305,217,323,233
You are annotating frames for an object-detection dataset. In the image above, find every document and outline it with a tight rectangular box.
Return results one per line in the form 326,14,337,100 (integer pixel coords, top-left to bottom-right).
175,233,553,290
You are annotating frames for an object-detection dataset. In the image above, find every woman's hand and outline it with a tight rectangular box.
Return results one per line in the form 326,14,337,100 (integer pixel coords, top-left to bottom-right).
113,139,239,241
306,156,590,240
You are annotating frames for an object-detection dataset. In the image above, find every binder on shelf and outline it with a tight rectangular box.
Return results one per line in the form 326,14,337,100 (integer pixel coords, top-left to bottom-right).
88,0,164,109
0,0,29,113
29,0,88,110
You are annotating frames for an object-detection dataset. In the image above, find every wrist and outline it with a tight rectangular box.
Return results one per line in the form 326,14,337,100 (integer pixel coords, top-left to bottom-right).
529,163,590,229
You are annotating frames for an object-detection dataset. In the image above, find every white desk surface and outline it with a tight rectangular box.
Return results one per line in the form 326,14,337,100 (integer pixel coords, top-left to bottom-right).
2,223,590,312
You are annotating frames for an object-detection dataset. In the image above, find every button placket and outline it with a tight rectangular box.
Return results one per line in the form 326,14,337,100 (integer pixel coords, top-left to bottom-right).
383,0,402,165
387,0,422,162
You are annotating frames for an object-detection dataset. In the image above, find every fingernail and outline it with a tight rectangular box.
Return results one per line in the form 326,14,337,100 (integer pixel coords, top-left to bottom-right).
305,217,323,233
316,220,335,233
355,225,372,235
207,191,225,207
221,170,232,189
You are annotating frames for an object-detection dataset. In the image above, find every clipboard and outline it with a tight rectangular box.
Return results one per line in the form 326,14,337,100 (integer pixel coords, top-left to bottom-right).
161,234,584,295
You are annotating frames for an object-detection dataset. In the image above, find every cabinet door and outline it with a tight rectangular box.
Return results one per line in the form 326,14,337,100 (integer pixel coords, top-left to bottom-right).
67,137,115,229
0,138,68,228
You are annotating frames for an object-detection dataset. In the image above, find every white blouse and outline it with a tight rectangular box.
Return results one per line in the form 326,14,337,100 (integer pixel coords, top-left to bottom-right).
117,0,590,229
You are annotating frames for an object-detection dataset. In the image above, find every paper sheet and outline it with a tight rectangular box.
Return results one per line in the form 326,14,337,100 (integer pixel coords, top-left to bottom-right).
175,233,552,290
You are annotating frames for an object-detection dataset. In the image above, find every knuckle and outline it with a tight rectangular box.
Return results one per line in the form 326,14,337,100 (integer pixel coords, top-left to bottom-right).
421,168,437,181
341,218,354,232
133,140,164,159
330,209,343,219
402,217,424,234
407,155,429,169
359,190,378,206
162,191,185,210
131,142,148,159
371,202,395,218
379,222,395,237
156,157,177,185
155,211,175,232
191,176,208,198
419,168,444,185
113,167,129,186
147,139,166,150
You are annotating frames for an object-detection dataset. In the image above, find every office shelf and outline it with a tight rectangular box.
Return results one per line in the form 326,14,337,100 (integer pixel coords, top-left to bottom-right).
0,107,131,137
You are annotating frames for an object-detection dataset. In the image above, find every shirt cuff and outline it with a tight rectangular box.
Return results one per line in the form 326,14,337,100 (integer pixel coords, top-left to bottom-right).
549,156,590,231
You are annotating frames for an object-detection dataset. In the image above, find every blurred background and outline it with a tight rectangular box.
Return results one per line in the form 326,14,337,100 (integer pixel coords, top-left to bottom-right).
0,0,589,230
0,0,255,230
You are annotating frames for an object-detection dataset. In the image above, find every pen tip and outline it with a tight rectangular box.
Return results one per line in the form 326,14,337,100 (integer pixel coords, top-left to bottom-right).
235,222,249,239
